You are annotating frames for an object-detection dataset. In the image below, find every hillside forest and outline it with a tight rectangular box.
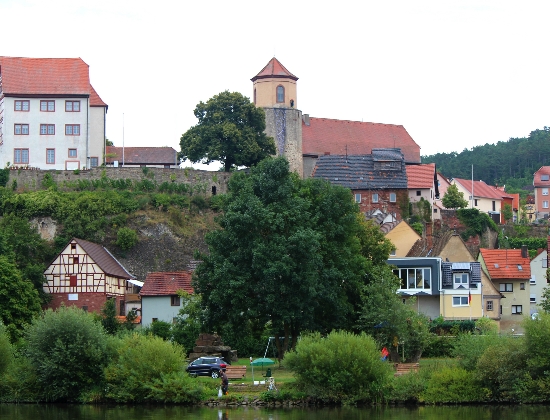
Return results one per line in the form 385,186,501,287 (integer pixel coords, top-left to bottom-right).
422,127,550,197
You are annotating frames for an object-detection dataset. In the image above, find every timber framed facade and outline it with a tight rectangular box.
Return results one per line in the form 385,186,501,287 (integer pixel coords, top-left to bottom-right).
44,238,135,314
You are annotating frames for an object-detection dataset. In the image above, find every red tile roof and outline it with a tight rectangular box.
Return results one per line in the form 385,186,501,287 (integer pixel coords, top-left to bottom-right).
479,248,531,279
251,57,298,81
533,166,550,187
406,163,435,188
73,238,135,279
453,178,510,200
140,271,193,296
302,118,421,163
0,56,90,95
106,146,177,165
90,84,107,108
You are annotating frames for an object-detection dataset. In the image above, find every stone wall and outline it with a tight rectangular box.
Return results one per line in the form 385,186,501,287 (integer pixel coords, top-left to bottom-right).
264,107,303,178
5,166,231,195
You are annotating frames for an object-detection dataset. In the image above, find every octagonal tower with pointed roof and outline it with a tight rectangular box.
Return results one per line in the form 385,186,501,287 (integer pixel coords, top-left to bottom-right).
252,58,303,177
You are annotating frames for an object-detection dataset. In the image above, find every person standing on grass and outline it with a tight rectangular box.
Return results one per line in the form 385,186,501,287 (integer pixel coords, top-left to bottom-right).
220,370,229,395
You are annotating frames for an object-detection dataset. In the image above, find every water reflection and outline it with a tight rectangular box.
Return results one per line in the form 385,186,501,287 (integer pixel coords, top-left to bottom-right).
1,404,550,420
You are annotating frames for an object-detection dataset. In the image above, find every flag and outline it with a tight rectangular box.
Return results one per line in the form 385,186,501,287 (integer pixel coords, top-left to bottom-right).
469,290,472,304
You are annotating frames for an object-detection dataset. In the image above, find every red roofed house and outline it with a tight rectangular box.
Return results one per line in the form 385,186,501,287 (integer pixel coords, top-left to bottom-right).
533,166,550,220
251,58,421,179
406,163,439,219
140,271,194,327
478,247,531,332
44,238,135,315
0,56,107,170
452,178,512,223
105,146,178,168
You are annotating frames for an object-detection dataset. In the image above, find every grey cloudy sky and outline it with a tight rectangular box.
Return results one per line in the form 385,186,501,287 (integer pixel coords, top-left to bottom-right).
2,0,549,169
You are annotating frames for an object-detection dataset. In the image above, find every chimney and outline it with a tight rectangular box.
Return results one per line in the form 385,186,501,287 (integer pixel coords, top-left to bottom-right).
521,245,528,259
303,114,310,126
426,223,433,250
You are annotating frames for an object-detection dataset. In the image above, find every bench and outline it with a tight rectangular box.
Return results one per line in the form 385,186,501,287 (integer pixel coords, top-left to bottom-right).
225,365,247,379
394,363,420,376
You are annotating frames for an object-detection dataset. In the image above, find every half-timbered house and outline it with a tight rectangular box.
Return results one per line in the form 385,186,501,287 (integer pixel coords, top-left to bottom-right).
43,238,135,314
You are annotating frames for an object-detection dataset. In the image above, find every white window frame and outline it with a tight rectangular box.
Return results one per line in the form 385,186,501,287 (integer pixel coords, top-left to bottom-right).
372,193,379,203
453,272,469,289
543,259,548,268
355,193,361,203
543,188,549,196
390,193,396,202
530,294,536,303
453,296,469,306
511,305,523,315
500,283,513,292
544,201,549,209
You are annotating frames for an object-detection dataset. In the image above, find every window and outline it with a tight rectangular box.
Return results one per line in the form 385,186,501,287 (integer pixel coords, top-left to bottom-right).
520,283,525,290
544,259,548,268
390,249,396,256
474,199,478,206
355,193,361,203
40,124,55,135
454,273,469,288
65,124,80,135
542,174,550,181
434,208,438,213
512,305,523,315
531,275,536,285
500,283,513,292
14,124,29,135
544,201,549,209
71,243,77,250
46,149,55,164
171,296,181,306
69,275,77,287
393,267,431,290
152,318,158,323
390,193,396,202
14,148,29,164
530,294,537,303
543,188,549,196
14,100,29,111
68,149,77,158
73,256,79,264
416,190,421,196
40,100,55,111
65,101,80,112
276,85,285,103
372,193,379,203
492,201,496,211
487,300,493,311
90,157,99,168
453,296,469,306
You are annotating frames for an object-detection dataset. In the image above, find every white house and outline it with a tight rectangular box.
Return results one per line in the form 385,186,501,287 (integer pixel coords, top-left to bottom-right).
140,271,194,327
0,56,107,170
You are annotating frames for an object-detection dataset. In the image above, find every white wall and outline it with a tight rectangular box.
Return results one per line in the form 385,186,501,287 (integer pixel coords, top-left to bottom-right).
141,295,182,327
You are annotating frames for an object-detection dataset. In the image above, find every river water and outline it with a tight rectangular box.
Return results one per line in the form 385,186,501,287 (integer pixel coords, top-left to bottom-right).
1,404,549,420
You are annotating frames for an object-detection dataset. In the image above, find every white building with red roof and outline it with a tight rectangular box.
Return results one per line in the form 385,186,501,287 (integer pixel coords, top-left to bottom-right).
452,178,512,223
0,56,107,170
139,271,194,326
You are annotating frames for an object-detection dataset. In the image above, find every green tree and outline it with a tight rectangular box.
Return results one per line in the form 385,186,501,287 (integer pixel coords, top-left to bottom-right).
115,227,138,250
0,255,42,341
442,184,469,209
101,298,120,335
171,292,204,355
25,306,108,401
541,284,550,313
502,203,513,224
193,157,371,359
179,91,276,172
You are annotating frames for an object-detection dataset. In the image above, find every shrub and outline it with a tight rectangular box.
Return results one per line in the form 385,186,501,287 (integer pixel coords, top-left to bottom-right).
116,227,138,250
25,306,109,402
144,320,172,340
0,324,13,375
145,371,206,403
452,333,503,371
524,312,550,377
101,299,120,335
0,354,40,402
421,367,486,403
283,331,393,404
386,371,426,403
104,333,185,402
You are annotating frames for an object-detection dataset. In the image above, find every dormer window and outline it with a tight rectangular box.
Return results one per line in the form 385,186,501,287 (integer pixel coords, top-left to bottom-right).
276,85,285,103
454,272,469,288
542,174,550,181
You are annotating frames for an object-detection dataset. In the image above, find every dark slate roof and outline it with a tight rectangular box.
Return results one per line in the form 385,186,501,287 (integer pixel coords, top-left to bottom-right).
312,150,407,190
441,261,482,286
140,271,193,296
73,238,135,279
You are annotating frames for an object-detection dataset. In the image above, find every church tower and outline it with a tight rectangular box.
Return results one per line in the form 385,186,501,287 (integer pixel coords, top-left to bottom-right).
252,58,303,177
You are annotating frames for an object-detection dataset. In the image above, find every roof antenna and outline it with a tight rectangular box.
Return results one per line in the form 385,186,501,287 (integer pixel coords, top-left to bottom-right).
345,145,348,163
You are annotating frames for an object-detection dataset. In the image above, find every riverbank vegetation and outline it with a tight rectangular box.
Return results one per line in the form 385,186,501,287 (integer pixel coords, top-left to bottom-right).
2,309,550,405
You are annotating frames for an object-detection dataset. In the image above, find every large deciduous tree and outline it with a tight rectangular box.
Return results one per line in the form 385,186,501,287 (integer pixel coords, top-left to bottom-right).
179,91,276,171
193,157,386,359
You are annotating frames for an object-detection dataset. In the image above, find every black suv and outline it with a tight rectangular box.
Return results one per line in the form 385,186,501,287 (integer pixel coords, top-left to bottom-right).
186,357,229,378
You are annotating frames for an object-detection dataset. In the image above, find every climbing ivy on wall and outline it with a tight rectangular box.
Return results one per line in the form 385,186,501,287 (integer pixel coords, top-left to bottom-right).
457,208,498,241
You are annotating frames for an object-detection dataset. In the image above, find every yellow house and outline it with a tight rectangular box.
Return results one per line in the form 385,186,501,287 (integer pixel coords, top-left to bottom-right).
384,220,421,258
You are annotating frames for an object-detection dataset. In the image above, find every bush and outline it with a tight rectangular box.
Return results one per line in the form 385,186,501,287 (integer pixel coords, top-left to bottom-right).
116,227,138,250
283,331,393,404
145,371,206,403
104,333,185,402
524,312,550,377
25,306,109,402
0,324,13,375
386,372,426,403
421,367,486,403
0,353,40,402
144,320,172,340
452,333,504,371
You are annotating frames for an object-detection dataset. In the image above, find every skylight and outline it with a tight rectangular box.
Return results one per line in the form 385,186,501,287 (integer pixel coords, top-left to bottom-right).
518,265,523,270
494,263,499,268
